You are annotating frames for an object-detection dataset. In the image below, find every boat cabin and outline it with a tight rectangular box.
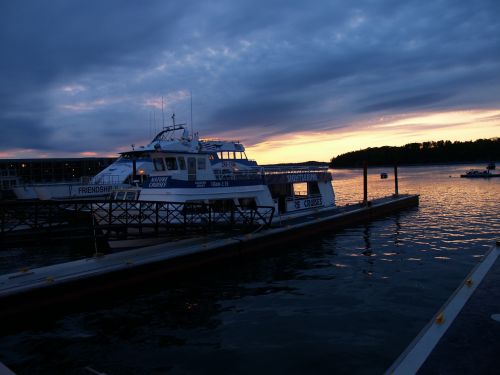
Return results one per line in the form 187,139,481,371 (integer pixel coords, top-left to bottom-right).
264,167,334,214
112,119,335,219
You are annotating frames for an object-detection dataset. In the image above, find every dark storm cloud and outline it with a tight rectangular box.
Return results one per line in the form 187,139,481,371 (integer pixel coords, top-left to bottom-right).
358,93,453,113
0,117,54,149
205,0,500,137
0,0,192,151
1,0,499,155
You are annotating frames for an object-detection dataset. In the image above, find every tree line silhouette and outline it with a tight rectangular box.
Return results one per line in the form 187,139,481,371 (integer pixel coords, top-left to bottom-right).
329,138,499,167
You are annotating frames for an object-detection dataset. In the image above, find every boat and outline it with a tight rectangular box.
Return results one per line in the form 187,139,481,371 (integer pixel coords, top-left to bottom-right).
380,172,388,179
13,156,153,200
460,168,500,178
99,116,335,228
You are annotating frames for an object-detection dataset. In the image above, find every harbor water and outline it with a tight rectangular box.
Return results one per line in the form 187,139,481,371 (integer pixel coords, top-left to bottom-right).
0,163,499,374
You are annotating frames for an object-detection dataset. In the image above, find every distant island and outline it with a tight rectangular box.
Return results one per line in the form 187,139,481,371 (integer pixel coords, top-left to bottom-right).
329,138,499,168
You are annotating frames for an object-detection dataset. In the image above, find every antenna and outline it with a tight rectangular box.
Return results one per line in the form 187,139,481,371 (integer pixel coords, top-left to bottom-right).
190,91,193,136
161,96,165,129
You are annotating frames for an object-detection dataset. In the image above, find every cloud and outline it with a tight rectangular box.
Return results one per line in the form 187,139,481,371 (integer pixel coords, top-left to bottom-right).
0,0,499,158
359,93,453,113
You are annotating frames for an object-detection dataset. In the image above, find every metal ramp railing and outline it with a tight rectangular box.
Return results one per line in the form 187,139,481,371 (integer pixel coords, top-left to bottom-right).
0,200,275,245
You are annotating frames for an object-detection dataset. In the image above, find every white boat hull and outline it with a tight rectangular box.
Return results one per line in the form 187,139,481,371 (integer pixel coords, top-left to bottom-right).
12,185,38,200
34,183,128,200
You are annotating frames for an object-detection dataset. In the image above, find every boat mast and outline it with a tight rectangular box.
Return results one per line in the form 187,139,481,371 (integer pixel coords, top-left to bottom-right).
190,91,194,138
161,96,165,129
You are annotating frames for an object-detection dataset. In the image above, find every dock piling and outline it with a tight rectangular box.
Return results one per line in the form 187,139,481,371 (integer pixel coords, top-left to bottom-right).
394,162,399,196
363,161,368,205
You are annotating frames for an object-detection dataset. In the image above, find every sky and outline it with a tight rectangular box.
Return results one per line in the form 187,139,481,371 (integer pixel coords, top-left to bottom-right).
1,0,499,164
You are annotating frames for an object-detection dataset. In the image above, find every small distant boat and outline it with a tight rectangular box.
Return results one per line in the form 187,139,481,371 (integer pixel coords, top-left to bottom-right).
487,162,496,170
460,169,500,178
380,172,388,179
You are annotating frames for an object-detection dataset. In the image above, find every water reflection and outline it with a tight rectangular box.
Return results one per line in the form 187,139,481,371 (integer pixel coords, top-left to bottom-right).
362,224,372,256
0,164,499,375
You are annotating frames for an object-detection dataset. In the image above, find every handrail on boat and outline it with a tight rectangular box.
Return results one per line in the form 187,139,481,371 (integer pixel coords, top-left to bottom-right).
263,166,330,174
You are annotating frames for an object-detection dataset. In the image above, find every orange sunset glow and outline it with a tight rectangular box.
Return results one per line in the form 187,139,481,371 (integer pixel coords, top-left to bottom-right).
247,109,500,164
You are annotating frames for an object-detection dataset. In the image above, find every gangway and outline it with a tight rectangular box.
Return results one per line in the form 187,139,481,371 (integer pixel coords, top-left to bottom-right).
0,199,275,247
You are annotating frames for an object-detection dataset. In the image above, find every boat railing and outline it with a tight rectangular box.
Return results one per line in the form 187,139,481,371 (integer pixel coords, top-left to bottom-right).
91,200,275,240
263,166,329,175
213,168,264,181
199,138,242,145
90,174,123,185
0,199,275,244
285,193,323,202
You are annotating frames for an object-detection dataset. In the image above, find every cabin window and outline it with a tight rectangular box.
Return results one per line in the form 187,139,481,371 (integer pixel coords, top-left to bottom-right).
197,158,206,170
165,157,178,170
268,183,293,198
125,192,136,200
115,191,125,200
153,158,165,171
308,181,320,195
178,157,186,170
293,182,308,196
217,152,224,160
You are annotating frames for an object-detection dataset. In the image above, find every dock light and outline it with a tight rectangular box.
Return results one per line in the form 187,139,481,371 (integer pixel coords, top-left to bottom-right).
435,312,445,324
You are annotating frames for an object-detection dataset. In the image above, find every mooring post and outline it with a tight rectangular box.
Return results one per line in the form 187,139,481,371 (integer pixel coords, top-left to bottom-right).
363,161,368,205
394,162,399,196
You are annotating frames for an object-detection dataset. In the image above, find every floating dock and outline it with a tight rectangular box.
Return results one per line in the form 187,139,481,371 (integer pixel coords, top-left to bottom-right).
0,194,418,320
386,240,500,374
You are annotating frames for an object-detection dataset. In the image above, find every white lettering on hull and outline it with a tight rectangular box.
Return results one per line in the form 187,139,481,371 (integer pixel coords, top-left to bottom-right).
293,197,323,210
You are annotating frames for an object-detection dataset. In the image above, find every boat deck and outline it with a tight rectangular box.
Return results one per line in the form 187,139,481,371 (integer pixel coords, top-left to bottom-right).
386,241,500,374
